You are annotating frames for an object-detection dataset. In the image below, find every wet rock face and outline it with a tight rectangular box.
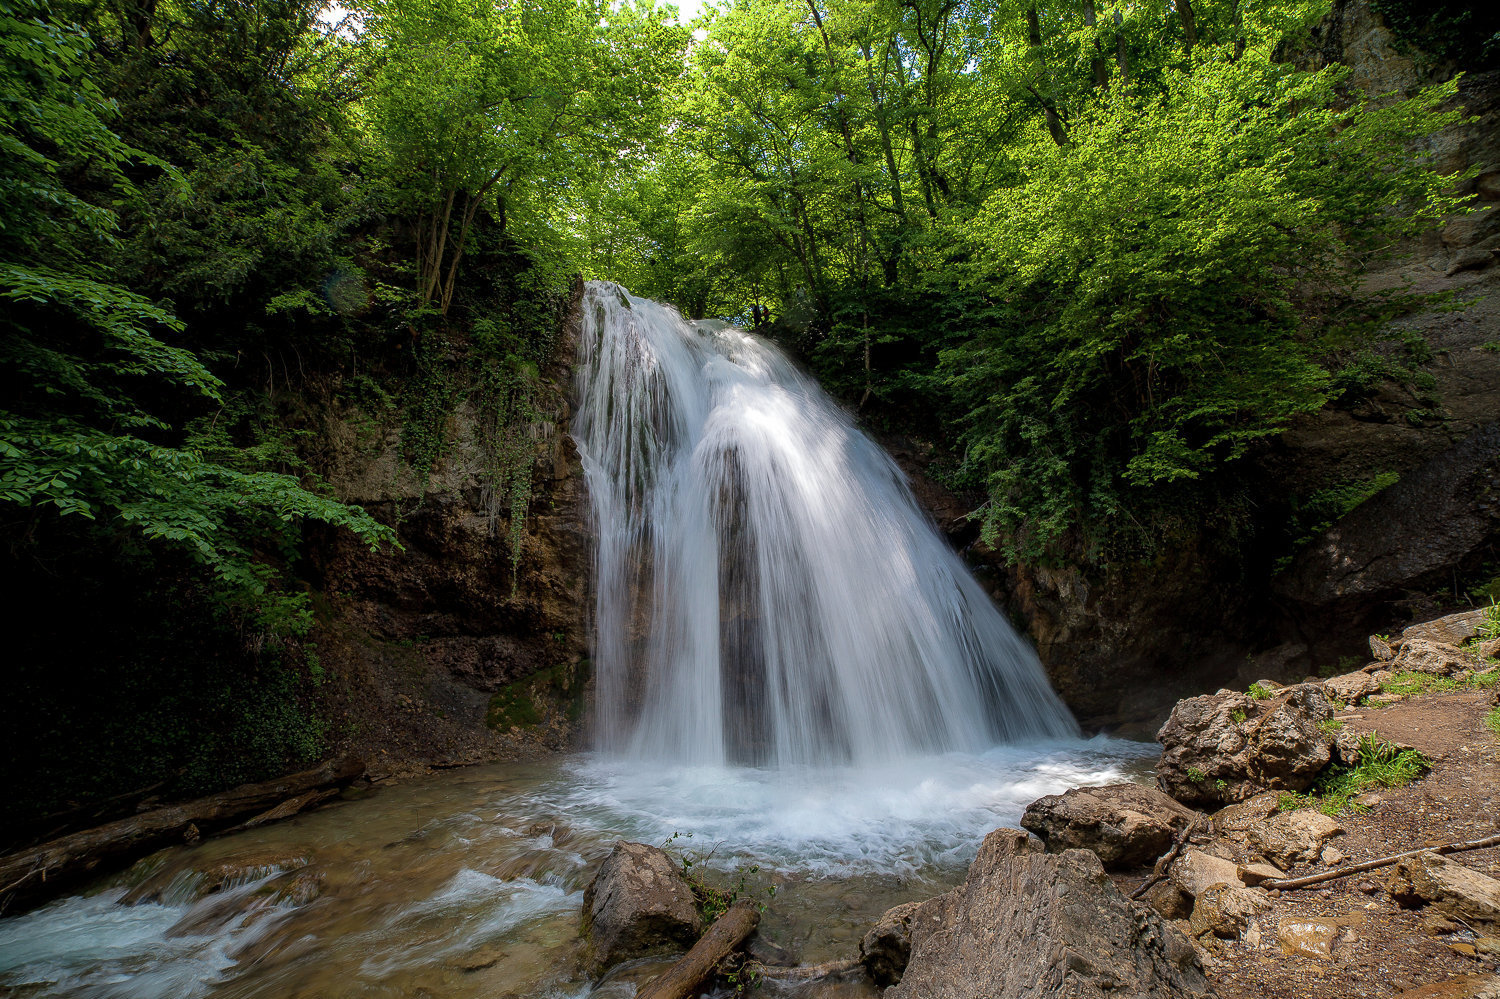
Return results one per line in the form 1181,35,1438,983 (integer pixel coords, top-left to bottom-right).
582,841,703,973
1156,686,1335,808
1021,784,1201,870
860,899,922,987
306,284,593,769
886,828,1215,999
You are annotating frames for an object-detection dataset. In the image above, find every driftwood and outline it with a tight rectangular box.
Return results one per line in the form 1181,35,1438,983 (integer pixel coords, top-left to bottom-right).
1260,832,1500,891
750,957,863,981
637,899,761,999
0,756,364,915
1130,814,1206,901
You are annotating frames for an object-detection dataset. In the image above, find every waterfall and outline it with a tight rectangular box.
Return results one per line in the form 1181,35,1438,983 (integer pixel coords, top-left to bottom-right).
571,281,1078,766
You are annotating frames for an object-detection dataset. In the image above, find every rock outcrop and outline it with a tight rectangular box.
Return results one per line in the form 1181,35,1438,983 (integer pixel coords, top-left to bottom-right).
1021,784,1201,869
883,828,1215,999
1243,810,1345,869
582,841,703,973
1389,852,1500,930
1156,685,1335,807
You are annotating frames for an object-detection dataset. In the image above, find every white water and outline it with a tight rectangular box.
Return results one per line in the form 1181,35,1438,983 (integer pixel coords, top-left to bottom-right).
573,281,1077,766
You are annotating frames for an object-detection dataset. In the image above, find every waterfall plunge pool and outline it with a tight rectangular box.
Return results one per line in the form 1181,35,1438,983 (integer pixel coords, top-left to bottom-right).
0,740,1156,998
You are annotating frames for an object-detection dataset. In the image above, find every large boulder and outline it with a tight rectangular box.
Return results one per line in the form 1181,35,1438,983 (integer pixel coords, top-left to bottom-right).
1323,670,1379,705
886,828,1215,999
1389,852,1500,930
1392,638,1474,676
1156,685,1334,808
1021,784,1202,869
1401,610,1487,646
582,841,702,973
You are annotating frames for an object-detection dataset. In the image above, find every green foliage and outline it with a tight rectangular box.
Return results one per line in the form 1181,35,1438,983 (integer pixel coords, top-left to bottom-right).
1248,682,1274,700
1230,708,1247,724
663,832,778,924
1186,765,1208,782
1377,669,1497,698
1369,0,1500,70
1485,705,1500,737
1479,599,1500,642
1281,734,1429,816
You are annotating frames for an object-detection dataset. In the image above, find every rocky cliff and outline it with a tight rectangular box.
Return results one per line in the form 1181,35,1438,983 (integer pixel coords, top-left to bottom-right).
303,281,594,776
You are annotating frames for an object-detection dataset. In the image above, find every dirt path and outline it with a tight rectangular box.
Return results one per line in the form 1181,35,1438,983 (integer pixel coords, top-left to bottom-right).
1203,689,1500,999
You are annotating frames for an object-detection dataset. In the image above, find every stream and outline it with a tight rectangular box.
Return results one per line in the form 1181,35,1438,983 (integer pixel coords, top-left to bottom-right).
0,742,1155,997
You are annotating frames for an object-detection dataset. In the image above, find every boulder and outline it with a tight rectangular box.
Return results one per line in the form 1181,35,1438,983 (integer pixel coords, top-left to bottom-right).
1323,671,1379,705
1236,863,1285,887
1244,810,1344,868
582,841,702,973
1479,639,1500,661
1189,883,1268,940
1170,849,1242,898
861,900,923,987
1370,634,1396,661
1389,852,1500,930
1021,784,1202,869
1156,685,1334,807
1141,879,1193,921
1394,639,1473,676
887,828,1215,999
1210,793,1280,838
1402,610,1487,646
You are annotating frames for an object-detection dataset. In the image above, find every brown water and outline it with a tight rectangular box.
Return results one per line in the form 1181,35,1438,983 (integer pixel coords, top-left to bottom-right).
0,744,1156,998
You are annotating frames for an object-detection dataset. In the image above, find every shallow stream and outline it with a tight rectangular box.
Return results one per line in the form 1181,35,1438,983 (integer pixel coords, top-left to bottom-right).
0,741,1155,998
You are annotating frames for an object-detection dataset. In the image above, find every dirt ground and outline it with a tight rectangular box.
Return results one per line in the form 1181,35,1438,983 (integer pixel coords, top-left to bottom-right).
1147,687,1500,999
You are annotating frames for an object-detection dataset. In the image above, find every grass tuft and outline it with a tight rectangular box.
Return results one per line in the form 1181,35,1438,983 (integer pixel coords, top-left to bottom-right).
1279,734,1429,817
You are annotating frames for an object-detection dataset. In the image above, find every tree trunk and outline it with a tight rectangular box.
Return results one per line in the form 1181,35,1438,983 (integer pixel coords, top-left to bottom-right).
1179,0,1197,54
1114,10,1130,85
0,757,365,916
1082,0,1109,88
637,900,761,999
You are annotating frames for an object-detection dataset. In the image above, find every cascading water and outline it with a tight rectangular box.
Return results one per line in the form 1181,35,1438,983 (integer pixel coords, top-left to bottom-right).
572,281,1079,766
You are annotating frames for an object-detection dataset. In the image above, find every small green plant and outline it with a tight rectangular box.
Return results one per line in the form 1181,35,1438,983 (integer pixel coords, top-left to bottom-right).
664,832,778,923
1230,708,1248,724
1484,705,1500,736
1480,599,1500,641
1319,718,1345,732
1248,682,1274,700
1481,341,1500,353
1286,734,1429,816
1214,778,1228,793
1186,765,1208,782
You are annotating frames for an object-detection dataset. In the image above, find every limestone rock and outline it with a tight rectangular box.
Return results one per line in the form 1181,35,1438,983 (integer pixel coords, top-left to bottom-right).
1394,638,1473,676
1395,974,1500,999
861,900,923,988
1389,852,1500,931
1189,884,1269,940
1141,879,1193,921
1370,634,1396,661
1276,919,1341,960
1245,810,1344,868
1236,863,1285,887
887,828,1215,999
1324,671,1379,705
1157,685,1334,807
1021,784,1202,869
1402,610,1487,646
1334,727,1364,766
582,841,702,973
1211,794,1280,838
1170,849,1242,899
1479,639,1500,661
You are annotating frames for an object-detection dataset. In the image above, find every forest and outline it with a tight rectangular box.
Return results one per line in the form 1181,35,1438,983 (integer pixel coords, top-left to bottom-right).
2,0,1496,828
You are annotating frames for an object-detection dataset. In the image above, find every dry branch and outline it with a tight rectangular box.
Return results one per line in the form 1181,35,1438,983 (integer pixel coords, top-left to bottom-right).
637,899,761,999
1131,814,1206,901
1260,832,1500,891
0,757,364,916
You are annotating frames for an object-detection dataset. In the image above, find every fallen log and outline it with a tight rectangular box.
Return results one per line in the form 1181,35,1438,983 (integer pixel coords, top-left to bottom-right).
0,756,364,916
1260,831,1500,891
637,899,761,999
749,957,863,981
